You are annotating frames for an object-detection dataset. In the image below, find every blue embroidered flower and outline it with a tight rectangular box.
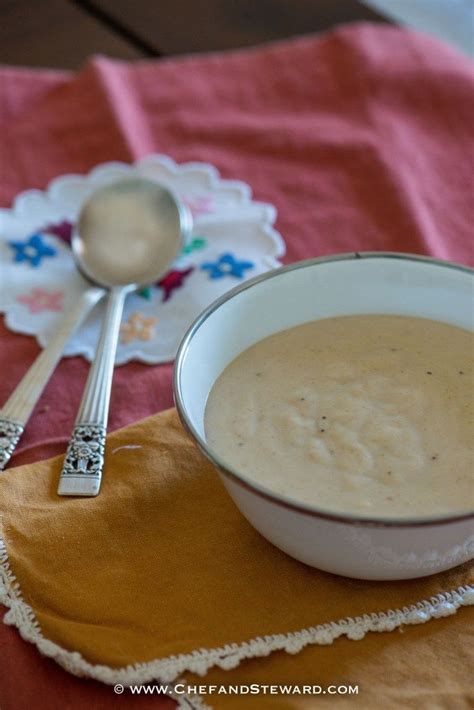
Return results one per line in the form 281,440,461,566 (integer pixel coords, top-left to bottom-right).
201,253,254,280
8,233,57,267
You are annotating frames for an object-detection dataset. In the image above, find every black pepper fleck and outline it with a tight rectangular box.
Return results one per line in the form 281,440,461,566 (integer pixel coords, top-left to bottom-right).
322,416,327,419
431,454,438,460
459,371,464,375
320,429,325,433
387,471,392,475
426,371,432,375
300,397,306,401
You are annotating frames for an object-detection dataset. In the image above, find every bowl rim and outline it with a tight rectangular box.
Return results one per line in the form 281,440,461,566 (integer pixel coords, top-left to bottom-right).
174,251,474,528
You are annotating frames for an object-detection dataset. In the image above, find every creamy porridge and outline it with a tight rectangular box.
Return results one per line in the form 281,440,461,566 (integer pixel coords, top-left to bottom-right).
204,316,474,517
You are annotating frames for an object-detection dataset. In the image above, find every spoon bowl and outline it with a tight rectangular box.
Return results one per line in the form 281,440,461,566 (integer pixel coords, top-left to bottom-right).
72,178,191,288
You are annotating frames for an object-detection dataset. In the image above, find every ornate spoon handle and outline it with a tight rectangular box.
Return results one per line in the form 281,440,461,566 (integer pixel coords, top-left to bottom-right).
0,287,105,471
57,286,129,497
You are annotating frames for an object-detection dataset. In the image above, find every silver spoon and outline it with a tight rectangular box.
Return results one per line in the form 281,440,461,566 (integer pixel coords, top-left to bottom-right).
57,178,192,496
0,286,105,470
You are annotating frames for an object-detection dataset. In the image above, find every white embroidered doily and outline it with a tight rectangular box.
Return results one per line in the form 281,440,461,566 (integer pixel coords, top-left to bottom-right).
0,155,285,364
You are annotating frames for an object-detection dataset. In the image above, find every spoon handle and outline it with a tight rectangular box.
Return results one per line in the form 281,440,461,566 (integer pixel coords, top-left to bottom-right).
58,287,128,497
0,287,105,471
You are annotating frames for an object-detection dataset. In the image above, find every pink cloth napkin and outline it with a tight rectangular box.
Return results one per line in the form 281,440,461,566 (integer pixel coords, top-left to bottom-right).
0,22,473,710
1,23,473,470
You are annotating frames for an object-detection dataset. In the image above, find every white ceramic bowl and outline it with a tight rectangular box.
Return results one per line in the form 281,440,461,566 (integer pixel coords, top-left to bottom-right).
174,253,474,580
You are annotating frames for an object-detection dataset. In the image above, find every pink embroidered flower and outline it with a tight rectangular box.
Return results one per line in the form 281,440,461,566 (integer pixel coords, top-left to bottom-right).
17,288,63,314
182,195,214,218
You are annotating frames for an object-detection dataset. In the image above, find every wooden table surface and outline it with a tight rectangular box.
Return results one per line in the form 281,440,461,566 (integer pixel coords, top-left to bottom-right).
0,0,388,69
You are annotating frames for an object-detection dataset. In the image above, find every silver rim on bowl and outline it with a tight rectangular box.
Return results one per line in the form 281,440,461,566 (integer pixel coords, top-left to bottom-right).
174,252,474,528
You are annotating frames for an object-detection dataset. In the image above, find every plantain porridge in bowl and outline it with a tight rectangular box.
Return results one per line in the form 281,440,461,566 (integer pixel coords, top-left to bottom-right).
204,315,473,518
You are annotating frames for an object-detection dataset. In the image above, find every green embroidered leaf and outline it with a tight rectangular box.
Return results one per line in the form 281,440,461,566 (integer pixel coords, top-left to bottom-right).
181,236,207,255
138,286,153,300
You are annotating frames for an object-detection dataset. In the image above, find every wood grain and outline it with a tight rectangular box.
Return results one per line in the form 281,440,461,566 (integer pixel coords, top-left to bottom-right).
85,0,387,55
0,0,144,69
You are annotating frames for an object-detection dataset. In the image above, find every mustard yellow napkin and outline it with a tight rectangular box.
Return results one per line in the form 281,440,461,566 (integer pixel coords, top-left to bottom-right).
1,409,472,708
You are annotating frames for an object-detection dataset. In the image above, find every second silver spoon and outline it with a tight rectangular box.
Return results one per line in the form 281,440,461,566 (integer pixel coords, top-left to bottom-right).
57,178,192,496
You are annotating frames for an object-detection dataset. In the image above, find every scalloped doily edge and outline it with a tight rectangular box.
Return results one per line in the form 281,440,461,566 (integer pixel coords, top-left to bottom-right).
1,531,473,696
2,154,256,218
